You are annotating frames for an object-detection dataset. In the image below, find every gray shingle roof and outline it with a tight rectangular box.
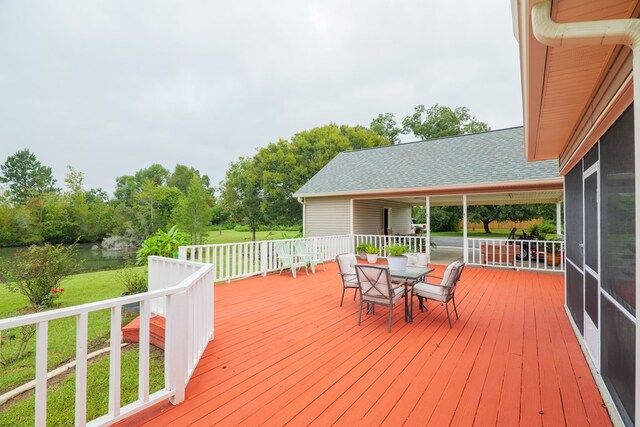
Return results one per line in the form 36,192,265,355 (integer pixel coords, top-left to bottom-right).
294,127,559,197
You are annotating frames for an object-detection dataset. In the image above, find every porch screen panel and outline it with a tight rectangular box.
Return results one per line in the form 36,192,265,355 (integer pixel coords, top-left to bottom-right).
565,161,583,264
566,262,584,334
601,297,635,426
584,172,598,273
600,104,636,315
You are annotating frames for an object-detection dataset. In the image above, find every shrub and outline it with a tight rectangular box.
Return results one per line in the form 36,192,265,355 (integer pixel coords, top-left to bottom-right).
136,225,189,265
0,244,77,311
118,267,148,295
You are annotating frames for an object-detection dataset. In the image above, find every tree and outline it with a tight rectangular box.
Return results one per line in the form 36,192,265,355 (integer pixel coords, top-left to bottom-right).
220,158,264,241
402,104,490,140
254,124,390,225
173,176,214,244
134,164,170,187
114,175,139,205
370,113,403,144
468,204,541,234
0,150,56,204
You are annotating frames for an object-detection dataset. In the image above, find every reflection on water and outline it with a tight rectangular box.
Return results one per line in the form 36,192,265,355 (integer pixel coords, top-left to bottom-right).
0,243,138,273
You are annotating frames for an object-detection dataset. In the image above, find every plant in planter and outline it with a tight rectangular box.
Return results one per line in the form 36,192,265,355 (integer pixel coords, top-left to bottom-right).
545,237,564,267
356,242,371,260
414,225,424,235
364,245,379,263
385,244,409,271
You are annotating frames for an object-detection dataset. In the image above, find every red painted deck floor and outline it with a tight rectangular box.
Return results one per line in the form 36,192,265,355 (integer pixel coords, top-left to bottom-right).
122,263,612,426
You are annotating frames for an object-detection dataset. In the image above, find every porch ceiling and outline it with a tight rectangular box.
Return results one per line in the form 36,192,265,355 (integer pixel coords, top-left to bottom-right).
516,0,638,162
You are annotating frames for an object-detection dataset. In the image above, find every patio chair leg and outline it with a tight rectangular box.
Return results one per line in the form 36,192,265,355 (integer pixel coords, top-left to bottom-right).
353,289,357,300
358,300,363,326
340,288,345,307
453,297,459,319
388,305,393,333
445,303,452,328
291,268,296,279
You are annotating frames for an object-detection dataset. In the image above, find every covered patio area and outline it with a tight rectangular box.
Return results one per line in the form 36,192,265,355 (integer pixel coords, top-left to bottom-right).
120,263,611,426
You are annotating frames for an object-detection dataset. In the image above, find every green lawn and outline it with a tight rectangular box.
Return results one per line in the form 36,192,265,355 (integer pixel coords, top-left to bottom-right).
0,267,146,395
0,345,164,426
202,229,300,244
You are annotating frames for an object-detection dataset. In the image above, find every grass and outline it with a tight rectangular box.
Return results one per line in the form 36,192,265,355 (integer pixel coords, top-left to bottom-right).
0,267,146,395
0,345,164,426
202,229,300,244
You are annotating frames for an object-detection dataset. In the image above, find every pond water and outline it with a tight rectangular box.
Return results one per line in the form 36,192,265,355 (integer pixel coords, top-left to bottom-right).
0,243,138,273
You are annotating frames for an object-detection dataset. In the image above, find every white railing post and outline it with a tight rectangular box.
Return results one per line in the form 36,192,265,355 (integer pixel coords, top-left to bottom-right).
178,246,187,260
166,291,188,404
463,194,468,263
261,241,268,276
75,313,89,427
35,321,48,427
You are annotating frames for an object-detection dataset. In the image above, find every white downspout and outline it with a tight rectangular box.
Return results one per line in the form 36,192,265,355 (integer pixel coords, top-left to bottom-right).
531,1,640,423
462,195,468,263
425,196,431,262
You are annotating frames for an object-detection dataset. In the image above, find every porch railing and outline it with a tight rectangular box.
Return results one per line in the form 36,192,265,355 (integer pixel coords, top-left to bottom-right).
353,234,429,257
468,238,565,272
0,256,215,427
179,235,351,281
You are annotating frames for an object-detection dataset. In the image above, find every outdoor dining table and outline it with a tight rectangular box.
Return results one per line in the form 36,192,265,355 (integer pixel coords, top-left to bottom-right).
390,265,434,324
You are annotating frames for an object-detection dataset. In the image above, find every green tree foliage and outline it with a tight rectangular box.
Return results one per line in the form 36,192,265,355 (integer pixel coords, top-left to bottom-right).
134,164,170,187
402,104,491,140
133,182,183,239
173,176,214,244
370,113,403,144
0,149,56,204
114,175,139,206
251,124,390,225
468,204,543,234
220,158,264,241
168,164,212,196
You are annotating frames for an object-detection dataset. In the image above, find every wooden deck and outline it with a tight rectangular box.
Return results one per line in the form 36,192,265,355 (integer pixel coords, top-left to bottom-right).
121,263,612,426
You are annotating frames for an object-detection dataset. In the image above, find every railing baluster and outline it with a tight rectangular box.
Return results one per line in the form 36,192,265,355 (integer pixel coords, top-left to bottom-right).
75,313,89,426
139,301,150,403
35,321,48,427
109,306,122,418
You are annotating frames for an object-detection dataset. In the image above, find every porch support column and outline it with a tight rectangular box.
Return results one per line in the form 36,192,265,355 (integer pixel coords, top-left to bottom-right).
425,196,431,261
349,199,355,253
463,194,468,263
556,201,562,237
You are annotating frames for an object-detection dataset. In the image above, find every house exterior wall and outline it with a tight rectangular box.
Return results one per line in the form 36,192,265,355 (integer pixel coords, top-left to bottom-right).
352,199,411,235
304,197,350,236
563,104,636,426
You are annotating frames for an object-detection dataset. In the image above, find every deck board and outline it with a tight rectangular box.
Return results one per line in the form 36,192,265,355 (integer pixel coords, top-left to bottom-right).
118,263,612,427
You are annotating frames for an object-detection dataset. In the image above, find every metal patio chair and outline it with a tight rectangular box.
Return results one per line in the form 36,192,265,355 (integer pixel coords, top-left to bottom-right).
336,253,359,306
411,261,464,328
355,264,405,332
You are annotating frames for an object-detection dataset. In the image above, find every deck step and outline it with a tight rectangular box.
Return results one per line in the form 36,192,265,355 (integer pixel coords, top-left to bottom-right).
122,315,166,350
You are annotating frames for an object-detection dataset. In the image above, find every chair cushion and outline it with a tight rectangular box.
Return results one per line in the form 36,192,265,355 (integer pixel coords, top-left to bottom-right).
413,282,448,302
344,275,359,288
337,254,357,275
405,252,429,267
363,286,405,305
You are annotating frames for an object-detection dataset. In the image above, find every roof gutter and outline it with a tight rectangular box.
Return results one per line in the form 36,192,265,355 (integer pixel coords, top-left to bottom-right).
531,1,640,424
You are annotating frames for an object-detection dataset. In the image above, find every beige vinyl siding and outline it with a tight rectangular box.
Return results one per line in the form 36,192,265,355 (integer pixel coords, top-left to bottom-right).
353,199,411,235
304,197,351,236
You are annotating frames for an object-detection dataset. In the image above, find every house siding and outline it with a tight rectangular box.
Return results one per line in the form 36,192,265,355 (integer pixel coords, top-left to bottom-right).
304,197,351,236
353,199,411,235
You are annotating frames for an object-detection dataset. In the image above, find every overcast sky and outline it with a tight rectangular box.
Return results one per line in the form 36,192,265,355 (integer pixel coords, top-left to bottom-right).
0,1,522,195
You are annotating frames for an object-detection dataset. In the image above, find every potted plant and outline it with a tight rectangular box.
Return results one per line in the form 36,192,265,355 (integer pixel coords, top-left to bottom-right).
414,225,424,235
356,242,371,260
364,245,379,263
385,243,409,271
545,237,564,267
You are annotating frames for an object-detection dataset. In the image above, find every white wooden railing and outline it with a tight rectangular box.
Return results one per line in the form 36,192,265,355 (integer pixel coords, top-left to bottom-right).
179,235,351,281
468,238,565,272
0,256,215,427
353,234,429,257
